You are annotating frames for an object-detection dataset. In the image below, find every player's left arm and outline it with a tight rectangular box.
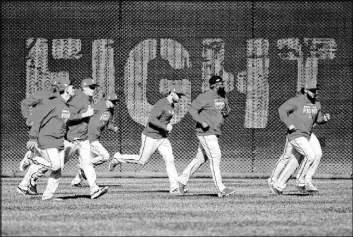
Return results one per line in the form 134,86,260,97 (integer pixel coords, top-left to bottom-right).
106,108,118,132
316,109,330,124
27,103,56,149
148,101,167,131
68,99,93,121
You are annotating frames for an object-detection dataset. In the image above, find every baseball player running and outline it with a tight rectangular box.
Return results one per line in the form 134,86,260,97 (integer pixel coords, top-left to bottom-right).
70,92,118,187
108,86,185,195
17,79,60,195
177,75,236,198
19,79,59,172
67,78,108,199
269,82,330,195
268,86,326,193
21,77,94,200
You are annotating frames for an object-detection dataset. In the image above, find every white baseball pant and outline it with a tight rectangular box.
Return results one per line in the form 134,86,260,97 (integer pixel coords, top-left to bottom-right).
115,133,179,191
90,140,110,166
270,133,322,190
178,135,226,193
275,134,321,190
18,140,76,191
70,139,101,195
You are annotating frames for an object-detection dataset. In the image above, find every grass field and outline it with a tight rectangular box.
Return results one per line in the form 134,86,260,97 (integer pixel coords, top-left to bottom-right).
1,177,352,236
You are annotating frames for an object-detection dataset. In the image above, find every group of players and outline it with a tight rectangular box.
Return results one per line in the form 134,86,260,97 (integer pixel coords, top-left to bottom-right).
16,75,330,200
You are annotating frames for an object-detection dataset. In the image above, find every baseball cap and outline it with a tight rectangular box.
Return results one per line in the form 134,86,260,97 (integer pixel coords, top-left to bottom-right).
169,85,185,96
56,77,71,92
106,92,119,101
209,75,223,86
81,78,98,88
304,82,320,90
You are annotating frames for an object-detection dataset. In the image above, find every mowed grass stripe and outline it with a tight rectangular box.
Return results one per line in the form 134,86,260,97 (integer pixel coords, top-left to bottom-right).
1,178,352,236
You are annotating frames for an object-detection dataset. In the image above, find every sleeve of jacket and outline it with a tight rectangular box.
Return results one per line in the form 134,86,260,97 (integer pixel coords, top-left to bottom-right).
28,103,56,141
148,100,167,131
68,98,89,121
278,97,298,128
107,108,117,131
20,93,42,119
188,94,207,124
315,103,327,124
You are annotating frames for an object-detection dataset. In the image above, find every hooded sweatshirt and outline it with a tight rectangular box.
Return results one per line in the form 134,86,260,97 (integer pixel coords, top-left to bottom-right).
188,90,231,137
278,94,326,141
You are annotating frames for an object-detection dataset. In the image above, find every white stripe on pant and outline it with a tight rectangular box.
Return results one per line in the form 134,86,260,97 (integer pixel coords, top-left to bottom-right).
178,134,226,193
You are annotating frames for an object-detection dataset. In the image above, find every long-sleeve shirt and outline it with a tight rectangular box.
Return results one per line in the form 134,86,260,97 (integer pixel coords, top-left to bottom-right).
143,97,174,139
88,100,116,143
278,94,326,141
188,90,231,136
20,89,59,125
66,91,92,142
28,96,85,150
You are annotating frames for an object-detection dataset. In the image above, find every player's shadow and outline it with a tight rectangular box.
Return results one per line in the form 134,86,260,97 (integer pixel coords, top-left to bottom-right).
282,191,315,196
182,193,220,197
57,194,91,200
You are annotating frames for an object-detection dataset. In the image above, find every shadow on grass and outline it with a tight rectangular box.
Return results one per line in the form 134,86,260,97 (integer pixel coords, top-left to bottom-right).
108,189,220,197
57,194,91,200
282,191,315,196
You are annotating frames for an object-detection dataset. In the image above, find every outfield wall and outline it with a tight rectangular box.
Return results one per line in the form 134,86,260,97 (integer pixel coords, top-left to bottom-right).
1,2,352,177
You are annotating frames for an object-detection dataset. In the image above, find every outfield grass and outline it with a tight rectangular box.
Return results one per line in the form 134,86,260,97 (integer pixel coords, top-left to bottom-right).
1,177,352,236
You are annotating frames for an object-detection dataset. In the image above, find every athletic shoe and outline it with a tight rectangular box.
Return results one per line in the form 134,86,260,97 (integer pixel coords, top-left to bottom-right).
305,182,318,192
296,185,309,194
269,184,283,195
91,186,108,199
17,186,28,196
178,181,185,195
170,188,182,195
77,164,86,180
218,187,236,198
19,151,32,172
27,177,38,195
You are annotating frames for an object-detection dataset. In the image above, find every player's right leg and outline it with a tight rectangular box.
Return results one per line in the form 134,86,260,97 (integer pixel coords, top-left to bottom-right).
76,140,108,199
292,137,316,193
109,133,158,171
17,147,51,195
41,148,64,200
68,140,85,187
157,138,180,195
90,141,110,167
303,133,322,192
17,164,42,195
268,139,293,186
177,142,207,195
19,150,33,172
199,135,235,197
